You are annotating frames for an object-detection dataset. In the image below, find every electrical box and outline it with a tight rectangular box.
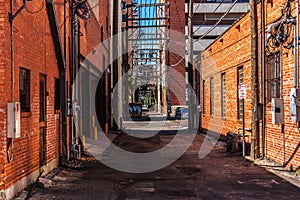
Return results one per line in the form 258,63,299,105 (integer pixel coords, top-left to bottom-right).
7,102,21,138
272,98,284,124
290,88,300,122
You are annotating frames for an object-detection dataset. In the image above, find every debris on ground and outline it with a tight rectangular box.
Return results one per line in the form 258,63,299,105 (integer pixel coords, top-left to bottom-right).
37,178,52,189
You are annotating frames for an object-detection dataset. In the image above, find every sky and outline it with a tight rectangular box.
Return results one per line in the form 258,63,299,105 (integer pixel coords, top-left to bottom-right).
132,0,158,65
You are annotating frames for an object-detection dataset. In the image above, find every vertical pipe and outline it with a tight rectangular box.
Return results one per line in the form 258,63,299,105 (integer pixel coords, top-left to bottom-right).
250,0,260,159
242,99,245,157
167,3,171,118
9,0,15,164
187,0,194,130
118,0,123,128
10,0,14,103
279,44,286,164
261,0,266,158
71,0,78,155
295,0,299,88
280,45,283,99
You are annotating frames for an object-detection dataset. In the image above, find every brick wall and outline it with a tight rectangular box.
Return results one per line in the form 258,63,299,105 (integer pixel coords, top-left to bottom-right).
2,0,61,188
170,0,186,105
78,0,110,132
201,0,300,168
0,0,6,191
0,0,111,197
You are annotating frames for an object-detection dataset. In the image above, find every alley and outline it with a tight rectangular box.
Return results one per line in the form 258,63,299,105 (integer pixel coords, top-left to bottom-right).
2,0,300,199
22,122,299,200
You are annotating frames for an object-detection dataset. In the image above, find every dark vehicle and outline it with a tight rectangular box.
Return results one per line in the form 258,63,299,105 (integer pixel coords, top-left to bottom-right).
175,107,188,119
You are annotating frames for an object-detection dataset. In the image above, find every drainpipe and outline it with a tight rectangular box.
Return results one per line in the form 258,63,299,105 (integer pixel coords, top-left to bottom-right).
71,0,79,158
8,0,28,163
46,0,67,164
10,1,28,102
261,0,266,158
295,0,299,89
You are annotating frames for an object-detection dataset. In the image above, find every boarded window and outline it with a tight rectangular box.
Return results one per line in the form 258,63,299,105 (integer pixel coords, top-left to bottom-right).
55,78,60,110
20,68,30,112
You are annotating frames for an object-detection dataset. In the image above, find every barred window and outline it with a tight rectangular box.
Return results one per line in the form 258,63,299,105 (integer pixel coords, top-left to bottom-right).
221,73,226,118
20,68,30,112
237,67,243,119
267,53,281,101
210,77,214,116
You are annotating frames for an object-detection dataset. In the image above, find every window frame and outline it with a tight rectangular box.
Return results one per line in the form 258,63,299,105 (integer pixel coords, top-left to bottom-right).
210,77,214,116
19,67,31,112
266,53,281,102
237,67,244,120
54,78,60,111
221,73,226,118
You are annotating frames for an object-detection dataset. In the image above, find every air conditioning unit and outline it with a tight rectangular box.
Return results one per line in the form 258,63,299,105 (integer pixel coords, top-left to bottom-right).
7,102,21,138
272,98,284,124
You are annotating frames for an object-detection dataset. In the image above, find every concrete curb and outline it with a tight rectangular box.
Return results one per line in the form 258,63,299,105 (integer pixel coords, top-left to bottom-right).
245,157,300,189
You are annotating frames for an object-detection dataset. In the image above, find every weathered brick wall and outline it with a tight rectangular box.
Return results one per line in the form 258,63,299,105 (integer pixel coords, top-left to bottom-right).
78,0,110,132
3,0,61,188
0,0,6,191
80,0,110,66
0,0,110,195
201,0,300,168
263,0,300,169
170,0,186,105
201,10,252,138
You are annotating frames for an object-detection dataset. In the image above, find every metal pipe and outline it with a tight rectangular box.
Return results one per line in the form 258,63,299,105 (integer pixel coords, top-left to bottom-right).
167,4,171,118
280,45,283,98
250,0,260,159
295,0,299,88
261,0,266,158
46,0,67,163
242,99,245,157
10,0,15,103
187,0,194,130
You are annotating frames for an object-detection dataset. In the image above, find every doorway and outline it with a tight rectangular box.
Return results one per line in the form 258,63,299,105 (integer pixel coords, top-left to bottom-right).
39,74,47,167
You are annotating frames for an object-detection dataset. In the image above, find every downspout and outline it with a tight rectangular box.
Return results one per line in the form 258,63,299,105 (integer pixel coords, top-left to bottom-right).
8,0,28,163
261,0,266,158
295,0,299,89
46,0,68,164
71,0,79,158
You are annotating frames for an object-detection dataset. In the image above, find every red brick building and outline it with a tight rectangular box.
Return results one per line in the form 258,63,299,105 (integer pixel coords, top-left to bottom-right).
0,0,110,199
169,0,186,106
201,0,300,169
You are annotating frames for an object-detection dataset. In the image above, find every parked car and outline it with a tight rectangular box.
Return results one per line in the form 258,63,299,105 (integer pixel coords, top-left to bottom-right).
175,107,185,118
181,108,189,119
176,107,188,119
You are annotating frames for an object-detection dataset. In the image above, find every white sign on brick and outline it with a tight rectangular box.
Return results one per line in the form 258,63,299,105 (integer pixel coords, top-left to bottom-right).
238,84,247,99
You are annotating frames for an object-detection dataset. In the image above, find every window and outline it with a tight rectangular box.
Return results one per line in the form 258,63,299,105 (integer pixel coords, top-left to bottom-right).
210,77,214,116
221,73,226,118
237,67,244,119
20,68,30,112
54,78,60,110
267,53,281,101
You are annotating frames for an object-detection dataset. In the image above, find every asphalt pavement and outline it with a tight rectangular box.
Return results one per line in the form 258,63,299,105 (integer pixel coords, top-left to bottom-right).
14,115,300,200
